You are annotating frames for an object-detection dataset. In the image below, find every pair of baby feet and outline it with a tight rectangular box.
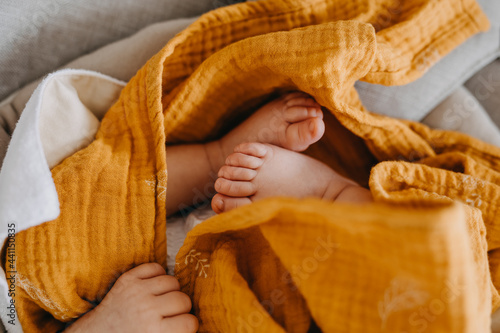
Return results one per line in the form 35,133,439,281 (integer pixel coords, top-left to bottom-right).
210,92,371,214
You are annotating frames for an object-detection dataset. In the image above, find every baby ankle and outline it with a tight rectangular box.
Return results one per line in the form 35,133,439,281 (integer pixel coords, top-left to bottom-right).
336,183,373,203
204,141,226,175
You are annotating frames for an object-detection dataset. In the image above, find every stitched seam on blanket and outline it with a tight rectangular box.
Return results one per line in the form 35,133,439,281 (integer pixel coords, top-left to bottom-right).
385,172,500,223
394,173,500,236
16,273,76,320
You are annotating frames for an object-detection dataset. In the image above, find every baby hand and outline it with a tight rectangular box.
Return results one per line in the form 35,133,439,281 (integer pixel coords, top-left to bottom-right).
65,263,198,333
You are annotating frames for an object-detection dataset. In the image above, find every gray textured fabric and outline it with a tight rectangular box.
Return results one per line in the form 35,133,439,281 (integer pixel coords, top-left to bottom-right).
0,0,245,101
354,0,500,121
0,18,196,169
422,86,500,147
0,102,19,166
465,58,500,128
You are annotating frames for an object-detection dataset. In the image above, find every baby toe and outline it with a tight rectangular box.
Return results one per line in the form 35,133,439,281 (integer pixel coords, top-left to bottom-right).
214,178,257,197
218,165,257,181
233,142,269,157
285,95,320,108
284,117,325,151
211,193,225,214
283,105,323,123
281,91,309,102
225,152,264,169
307,117,325,139
211,193,252,214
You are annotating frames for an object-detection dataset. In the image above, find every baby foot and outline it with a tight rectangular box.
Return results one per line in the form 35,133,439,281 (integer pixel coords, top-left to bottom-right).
205,92,325,173
223,92,324,153
211,143,372,214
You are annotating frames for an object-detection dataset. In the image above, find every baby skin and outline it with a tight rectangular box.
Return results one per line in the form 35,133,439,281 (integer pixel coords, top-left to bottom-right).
164,91,329,214
212,142,372,213
209,93,372,213
166,91,372,216
66,92,371,333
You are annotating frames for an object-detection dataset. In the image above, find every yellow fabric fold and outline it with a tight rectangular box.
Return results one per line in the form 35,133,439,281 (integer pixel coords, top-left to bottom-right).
176,198,490,332
4,0,496,331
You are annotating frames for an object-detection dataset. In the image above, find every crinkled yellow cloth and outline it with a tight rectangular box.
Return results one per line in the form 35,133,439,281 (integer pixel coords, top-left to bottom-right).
6,0,499,331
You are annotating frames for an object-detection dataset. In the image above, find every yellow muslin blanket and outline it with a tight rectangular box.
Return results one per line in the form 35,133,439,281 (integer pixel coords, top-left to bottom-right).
6,0,499,331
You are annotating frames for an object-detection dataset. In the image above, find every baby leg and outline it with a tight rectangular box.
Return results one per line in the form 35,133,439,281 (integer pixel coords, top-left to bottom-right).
165,92,325,214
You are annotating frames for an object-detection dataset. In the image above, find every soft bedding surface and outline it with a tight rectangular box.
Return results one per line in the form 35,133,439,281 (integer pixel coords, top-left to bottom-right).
0,18,197,168
2,0,499,332
0,0,244,101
